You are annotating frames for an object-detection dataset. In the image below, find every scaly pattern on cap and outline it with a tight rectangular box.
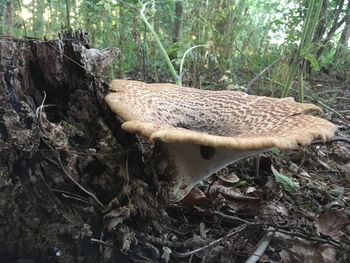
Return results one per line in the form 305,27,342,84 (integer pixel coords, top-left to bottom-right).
105,79,336,150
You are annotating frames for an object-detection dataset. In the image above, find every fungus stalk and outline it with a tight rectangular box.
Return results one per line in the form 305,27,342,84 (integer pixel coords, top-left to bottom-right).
154,142,260,202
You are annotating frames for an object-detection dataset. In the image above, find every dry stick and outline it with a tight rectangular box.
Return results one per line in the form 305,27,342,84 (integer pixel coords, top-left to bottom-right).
154,210,347,260
90,238,118,250
172,224,248,258
336,97,350,101
305,93,345,119
35,91,48,133
53,147,105,209
143,233,209,249
247,57,285,90
46,144,105,209
212,211,250,224
212,212,346,251
61,193,91,205
312,136,350,145
274,229,343,249
51,188,90,205
245,232,274,263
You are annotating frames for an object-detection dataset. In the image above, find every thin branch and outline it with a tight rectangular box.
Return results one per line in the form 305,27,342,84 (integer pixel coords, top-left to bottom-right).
90,238,118,250
312,136,350,145
247,57,285,89
274,228,343,249
172,224,248,258
55,151,105,209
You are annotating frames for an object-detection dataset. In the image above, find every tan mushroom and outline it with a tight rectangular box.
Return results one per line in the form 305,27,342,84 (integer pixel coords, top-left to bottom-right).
105,79,337,202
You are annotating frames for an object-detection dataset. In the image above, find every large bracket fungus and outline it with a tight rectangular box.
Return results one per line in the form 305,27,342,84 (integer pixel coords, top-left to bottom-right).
105,79,337,202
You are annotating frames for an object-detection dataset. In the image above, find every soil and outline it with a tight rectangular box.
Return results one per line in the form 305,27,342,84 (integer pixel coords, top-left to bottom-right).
0,37,349,263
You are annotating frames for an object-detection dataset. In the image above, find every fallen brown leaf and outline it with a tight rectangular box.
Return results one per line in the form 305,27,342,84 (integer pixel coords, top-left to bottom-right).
315,210,350,240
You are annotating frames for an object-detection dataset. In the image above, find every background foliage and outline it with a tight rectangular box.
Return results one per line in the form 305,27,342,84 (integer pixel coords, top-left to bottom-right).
1,0,350,97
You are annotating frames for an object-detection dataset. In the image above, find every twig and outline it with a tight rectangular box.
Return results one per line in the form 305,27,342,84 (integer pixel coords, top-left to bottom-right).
36,91,49,134
316,89,341,95
212,211,251,224
312,136,350,145
55,154,105,209
247,57,285,89
90,238,118,250
274,228,343,249
305,93,345,119
172,224,248,258
143,234,207,248
245,232,274,263
336,97,350,101
61,193,91,205
212,212,347,251
51,188,90,205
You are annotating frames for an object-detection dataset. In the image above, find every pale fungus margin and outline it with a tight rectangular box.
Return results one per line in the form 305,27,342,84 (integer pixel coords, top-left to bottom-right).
105,79,337,202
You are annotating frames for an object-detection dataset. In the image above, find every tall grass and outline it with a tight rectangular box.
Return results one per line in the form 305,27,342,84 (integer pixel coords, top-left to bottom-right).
282,0,324,101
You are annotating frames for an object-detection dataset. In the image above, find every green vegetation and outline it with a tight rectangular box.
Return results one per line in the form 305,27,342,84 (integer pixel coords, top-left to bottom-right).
1,0,350,98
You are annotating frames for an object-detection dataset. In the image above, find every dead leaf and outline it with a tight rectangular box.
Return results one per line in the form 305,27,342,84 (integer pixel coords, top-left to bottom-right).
161,247,172,263
246,186,257,194
261,203,288,219
119,226,135,252
203,245,232,263
209,184,259,201
209,183,261,211
341,162,350,183
218,172,240,183
199,222,207,240
181,187,211,208
275,233,336,263
315,210,350,240
104,206,132,232
317,159,332,170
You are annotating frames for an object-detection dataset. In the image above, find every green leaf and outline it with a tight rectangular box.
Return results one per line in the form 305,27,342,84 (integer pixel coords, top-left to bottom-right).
304,53,320,71
271,165,299,193
270,147,281,155
235,180,248,188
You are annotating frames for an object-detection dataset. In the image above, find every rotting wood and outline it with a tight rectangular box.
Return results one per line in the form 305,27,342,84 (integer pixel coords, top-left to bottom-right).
0,37,162,262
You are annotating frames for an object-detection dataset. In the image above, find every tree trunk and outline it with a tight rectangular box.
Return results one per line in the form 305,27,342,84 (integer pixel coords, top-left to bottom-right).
33,0,45,37
316,0,346,58
169,1,183,60
312,0,328,43
6,0,12,36
335,0,350,58
0,37,162,262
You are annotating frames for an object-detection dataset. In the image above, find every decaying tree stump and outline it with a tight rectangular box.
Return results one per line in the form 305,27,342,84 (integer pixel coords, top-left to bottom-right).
0,37,163,262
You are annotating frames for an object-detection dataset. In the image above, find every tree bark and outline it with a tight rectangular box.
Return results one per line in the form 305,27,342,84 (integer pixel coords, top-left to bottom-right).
169,1,183,60
6,0,12,36
336,0,350,57
0,37,162,262
316,0,346,58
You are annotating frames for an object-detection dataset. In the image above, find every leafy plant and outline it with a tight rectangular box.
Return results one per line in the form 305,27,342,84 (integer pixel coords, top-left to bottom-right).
271,165,299,194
